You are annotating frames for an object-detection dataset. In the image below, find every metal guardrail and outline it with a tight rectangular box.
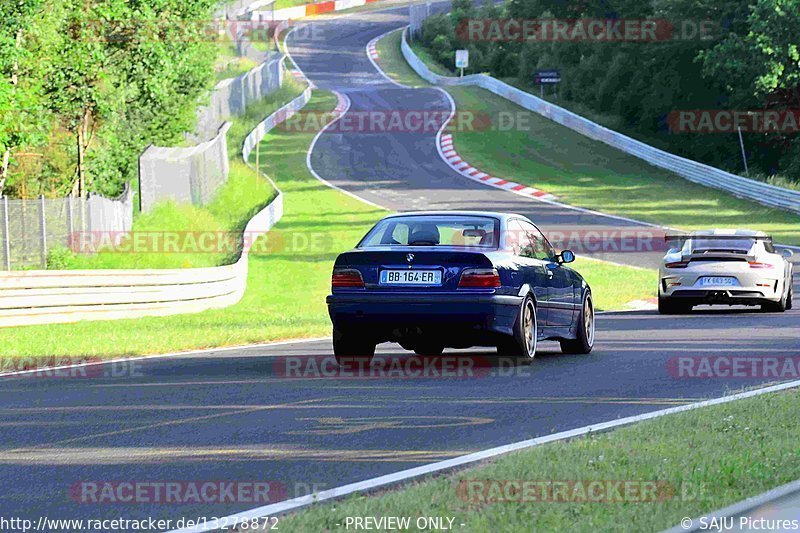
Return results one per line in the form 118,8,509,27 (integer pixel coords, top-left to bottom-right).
400,28,800,215
0,71,314,328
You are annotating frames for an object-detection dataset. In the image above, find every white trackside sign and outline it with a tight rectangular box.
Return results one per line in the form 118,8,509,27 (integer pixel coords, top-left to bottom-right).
455,49,469,69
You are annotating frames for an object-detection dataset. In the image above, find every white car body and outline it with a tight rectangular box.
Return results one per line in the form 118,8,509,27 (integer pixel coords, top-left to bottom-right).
658,229,794,313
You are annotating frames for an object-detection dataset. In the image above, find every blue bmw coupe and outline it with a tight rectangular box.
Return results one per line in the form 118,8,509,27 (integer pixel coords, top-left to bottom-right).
327,211,594,364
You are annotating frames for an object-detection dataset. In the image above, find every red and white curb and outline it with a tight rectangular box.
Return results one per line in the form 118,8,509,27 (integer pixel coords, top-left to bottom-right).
439,133,556,201
333,92,348,117
367,39,379,61
290,69,306,83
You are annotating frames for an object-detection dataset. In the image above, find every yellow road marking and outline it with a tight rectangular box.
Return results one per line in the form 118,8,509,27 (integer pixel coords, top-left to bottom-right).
287,416,494,435
0,447,470,465
6,398,325,451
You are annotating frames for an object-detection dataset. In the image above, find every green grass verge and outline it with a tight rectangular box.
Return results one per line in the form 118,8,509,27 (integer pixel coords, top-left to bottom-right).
273,0,309,8
379,33,800,245
572,257,655,311
1,92,385,363
375,30,429,87
275,387,800,532
214,40,258,81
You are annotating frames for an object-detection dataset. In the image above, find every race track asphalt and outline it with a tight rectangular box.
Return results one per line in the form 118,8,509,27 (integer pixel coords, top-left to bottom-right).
1,5,798,532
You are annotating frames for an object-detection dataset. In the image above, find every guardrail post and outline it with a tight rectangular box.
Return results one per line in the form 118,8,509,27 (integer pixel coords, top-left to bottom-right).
39,194,47,269
1,196,10,271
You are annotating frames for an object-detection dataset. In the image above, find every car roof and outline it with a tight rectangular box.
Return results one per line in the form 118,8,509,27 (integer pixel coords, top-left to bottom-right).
380,211,526,221
688,229,769,238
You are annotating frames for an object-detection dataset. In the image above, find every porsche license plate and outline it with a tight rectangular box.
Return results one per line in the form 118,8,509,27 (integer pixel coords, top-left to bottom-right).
698,276,737,286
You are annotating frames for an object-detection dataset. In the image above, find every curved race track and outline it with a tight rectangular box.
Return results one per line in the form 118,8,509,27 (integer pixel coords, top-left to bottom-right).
0,5,797,531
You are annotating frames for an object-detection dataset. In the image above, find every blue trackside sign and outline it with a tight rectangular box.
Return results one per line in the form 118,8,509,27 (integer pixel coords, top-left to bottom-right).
534,69,561,84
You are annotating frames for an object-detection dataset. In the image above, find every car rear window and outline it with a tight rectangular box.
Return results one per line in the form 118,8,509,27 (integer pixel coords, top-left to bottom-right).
359,216,500,248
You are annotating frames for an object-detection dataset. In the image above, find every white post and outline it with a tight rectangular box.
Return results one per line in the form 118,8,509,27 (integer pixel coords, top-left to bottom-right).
737,127,749,178
39,194,47,268
66,194,74,250
1,196,10,270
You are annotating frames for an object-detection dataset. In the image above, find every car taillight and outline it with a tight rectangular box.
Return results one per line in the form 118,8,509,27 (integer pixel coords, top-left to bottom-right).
458,268,501,288
664,261,689,269
332,268,364,288
748,261,774,269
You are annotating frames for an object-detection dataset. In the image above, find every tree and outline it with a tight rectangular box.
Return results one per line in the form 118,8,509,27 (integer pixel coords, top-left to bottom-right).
43,0,113,198
0,0,48,195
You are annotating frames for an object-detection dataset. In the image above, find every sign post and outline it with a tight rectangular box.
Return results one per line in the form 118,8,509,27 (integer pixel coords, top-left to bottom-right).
455,49,469,78
533,69,561,99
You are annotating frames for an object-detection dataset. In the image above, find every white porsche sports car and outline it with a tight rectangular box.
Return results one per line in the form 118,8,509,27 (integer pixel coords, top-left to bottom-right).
658,230,794,314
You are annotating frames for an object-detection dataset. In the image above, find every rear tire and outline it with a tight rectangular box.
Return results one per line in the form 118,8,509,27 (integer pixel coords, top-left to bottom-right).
497,295,536,360
658,296,691,315
560,292,594,354
761,282,789,313
332,327,375,367
787,284,793,310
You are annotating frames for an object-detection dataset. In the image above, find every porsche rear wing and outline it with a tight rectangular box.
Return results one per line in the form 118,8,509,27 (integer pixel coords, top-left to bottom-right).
664,234,765,263
681,251,756,263
664,234,773,244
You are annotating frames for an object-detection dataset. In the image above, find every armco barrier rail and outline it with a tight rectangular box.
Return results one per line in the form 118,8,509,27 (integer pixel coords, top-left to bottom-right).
0,75,315,328
400,28,800,215
243,87,312,163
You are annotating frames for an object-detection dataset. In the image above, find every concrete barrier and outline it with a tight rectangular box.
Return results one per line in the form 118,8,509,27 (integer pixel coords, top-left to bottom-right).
400,28,800,215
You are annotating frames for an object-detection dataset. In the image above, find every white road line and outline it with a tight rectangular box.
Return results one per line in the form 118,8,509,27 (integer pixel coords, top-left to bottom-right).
304,90,386,210
166,378,800,533
282,23,387,211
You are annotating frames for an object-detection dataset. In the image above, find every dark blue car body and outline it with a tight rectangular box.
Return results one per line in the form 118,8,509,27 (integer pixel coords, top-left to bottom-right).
327,211,593,358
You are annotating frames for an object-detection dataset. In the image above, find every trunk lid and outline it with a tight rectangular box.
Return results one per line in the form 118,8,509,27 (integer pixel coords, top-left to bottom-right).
336,247,494,291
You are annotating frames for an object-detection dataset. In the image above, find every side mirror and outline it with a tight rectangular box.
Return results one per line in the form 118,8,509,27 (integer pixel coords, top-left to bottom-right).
781,248,794,259
559,250,575,264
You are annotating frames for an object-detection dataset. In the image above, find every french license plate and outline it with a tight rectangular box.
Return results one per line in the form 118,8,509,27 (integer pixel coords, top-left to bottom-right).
380,269,442,285
698,276,737,286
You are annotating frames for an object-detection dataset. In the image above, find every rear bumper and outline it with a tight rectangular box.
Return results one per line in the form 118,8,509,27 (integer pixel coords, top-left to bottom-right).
327,292,523,339
663,289,779,306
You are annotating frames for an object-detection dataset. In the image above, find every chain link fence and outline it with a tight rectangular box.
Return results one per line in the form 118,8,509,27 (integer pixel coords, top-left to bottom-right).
194,56,284,141
0,187,134,270
138,123,232,213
